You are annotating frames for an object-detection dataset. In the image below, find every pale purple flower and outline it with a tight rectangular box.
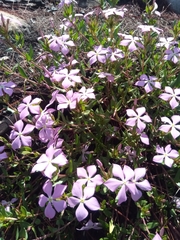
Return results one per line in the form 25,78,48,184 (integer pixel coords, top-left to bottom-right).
58,0,74,9
126,107,152,132
48,34,75,55
76,165,103,187
68,182,100,221
153,233,162,240
9,120,35,150
18,95,42,119
135,74,161,93
39,180,67,219
164,47,180,64
0,81,16,96
159,115,180,139
159,86,180,109
119,34,144,52
156,37,177,49
104,164,151,204
1,198,17,212
153,144,179,167
97,72,115,82
35,110,55,143
77,219,102,231
138,25,163,35
87,46,108,65
102,7,127,19
78,87,95,101
51,68,81,89
31,145,68,178
106,47,124,62
56,90,80,110
0,145,8,161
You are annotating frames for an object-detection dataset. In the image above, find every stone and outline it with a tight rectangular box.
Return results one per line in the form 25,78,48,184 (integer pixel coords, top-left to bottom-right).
0,10,29,31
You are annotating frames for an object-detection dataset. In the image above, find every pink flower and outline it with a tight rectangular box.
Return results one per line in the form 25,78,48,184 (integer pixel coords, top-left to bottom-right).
68,182,100,222
104,164,151,204
78,87,95,101
153,233,162,240
138,25,163,35
125,107,152,132
31,145,68,179
97,72,115,82
159,86,180,109
76,165,103,187
164,47,180,64
87,46,108,65
159,115,180,139
9,120,35,150
153,144,179,167
48,34,75,55
119,34,144,52
102,7,127,19
106,47,124,62
156,37,177,49
18,95,42,119
39,180,67,219
51,68,81,89
56,90,80,110
0,81,16,96
135,74,161,93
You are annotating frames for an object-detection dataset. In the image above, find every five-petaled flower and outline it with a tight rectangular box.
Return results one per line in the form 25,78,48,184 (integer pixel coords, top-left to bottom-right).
76,165,103,187
135,74,161,93
104,164,151,204
39,180,67,219
163,47,180,64
48,34,75,55
87,45,108,65
51,68,81,89
159,86,180,109
18,95,42,119
125,107,152,132
56,90,80,110
159,115,180,139
0,81,16,97
31,145,68,178
68,182,100,221
9,120,35,150
119,34,144,52
153,144,179,167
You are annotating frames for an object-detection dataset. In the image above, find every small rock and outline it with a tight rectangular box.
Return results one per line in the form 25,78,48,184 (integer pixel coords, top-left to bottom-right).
0,10,29,31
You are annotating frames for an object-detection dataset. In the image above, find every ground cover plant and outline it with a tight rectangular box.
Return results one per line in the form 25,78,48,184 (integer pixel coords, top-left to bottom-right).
0,0,180,239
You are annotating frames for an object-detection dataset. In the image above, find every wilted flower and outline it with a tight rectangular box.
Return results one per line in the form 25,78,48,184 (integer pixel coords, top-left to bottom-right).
77,219,102,231
1,198,17,212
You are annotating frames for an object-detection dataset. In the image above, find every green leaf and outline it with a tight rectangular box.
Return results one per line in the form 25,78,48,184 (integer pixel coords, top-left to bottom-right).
18,66,28,78
20,206,27,218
